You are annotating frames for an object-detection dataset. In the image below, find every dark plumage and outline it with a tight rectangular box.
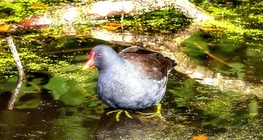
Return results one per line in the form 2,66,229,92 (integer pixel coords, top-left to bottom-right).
83,44,176,110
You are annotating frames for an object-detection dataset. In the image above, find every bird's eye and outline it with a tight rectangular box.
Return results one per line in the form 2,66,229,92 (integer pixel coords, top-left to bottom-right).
97,53,101,57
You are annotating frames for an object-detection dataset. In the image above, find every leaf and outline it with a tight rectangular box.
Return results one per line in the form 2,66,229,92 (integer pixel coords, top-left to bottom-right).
183,34,210,57
217,40,242,52
229,62,245,69
192,134,208,140
0,77,18,94
237,70,245,79
0,24,10,32
59,81,86,106
102,22,124,31
43,76,87,105
19,83,40,94
230,62,246,79
43,76,70,100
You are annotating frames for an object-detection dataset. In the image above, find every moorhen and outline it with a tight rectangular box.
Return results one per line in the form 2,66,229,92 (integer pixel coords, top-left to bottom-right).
83,45,176,121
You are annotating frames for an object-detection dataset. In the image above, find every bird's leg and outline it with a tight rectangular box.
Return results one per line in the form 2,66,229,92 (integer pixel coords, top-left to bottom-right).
136,104,163,119
106,109,133,122
156,103,162,115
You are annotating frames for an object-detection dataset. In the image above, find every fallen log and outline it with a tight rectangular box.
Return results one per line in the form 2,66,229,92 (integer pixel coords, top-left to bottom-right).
17,0,213,29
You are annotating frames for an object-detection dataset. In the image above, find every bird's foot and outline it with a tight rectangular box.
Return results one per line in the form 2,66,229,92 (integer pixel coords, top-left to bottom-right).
136,104,164,120
106,109,133,122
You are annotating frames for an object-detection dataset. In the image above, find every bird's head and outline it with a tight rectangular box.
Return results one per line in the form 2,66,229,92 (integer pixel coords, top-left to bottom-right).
82,45,119,70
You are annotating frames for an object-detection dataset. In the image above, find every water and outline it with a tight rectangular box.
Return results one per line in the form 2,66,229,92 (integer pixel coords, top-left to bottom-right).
1,63,262,139
0,0,263,139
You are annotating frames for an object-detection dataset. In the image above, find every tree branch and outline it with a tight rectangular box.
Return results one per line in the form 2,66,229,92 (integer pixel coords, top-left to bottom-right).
6,36,25,110
18,0,214,29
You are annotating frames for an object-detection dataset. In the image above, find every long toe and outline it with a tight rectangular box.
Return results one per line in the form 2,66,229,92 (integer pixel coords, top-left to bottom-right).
137,104,164,120
106,109,133,122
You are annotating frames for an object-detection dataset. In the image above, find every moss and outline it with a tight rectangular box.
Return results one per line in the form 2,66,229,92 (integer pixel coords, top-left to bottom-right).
123,9,191,33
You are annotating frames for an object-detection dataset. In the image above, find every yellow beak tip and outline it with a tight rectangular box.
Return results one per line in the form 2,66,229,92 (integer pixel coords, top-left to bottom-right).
82,65,89,70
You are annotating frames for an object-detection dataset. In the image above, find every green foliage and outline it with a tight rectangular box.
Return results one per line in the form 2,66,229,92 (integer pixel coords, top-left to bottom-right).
168,79,197,107
196,0,263,48
210,118,263,139
248,100,259,116
15,94,41,109
202,94,235,121
216,39,242,52
183,33,246,78
51,105,100,140
0,0,47,23
44,76,70,100
0,76,18,93
58,80,86,106
181,0,263,79
246,47,263,57
123,9,191,33
182,33,209,64
0,75,40,95
167,75,257,127
213,62,245,79
194,88,254,125
187,0,262,80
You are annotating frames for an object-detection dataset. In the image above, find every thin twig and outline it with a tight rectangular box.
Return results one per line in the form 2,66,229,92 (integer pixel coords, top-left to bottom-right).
6,36,25,110
194,43,232,67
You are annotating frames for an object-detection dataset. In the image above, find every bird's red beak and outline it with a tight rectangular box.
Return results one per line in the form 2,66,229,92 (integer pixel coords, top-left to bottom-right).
82,51,95,70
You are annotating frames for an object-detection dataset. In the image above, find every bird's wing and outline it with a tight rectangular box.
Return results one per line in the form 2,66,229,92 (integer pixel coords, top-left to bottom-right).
119,46,176,81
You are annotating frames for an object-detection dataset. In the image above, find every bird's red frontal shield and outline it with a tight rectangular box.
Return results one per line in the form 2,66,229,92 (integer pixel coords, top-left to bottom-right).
82,51,95,70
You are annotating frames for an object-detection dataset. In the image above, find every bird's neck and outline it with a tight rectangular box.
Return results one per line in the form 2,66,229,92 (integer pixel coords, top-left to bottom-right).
98,58,128,76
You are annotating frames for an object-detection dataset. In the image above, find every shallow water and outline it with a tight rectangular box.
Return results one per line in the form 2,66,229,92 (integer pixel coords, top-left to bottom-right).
0,0,263,139
0,51,262,139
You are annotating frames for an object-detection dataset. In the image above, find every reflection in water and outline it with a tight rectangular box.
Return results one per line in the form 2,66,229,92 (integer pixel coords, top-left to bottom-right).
0,99,61,139
0,70,262,139
97,109,166,140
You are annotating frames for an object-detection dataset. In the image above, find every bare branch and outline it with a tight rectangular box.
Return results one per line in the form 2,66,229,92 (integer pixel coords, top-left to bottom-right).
6,36,25,110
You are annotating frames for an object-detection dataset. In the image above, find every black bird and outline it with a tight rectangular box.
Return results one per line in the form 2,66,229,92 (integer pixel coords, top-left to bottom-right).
83,45,176,121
